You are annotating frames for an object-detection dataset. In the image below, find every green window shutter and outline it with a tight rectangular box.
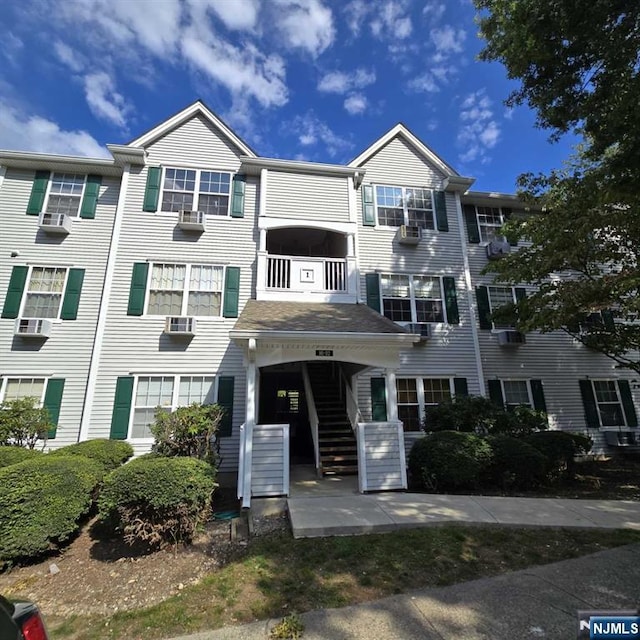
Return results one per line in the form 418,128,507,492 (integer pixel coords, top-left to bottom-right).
442,276,459,324
371,377,387,421
365,273,381,313
362,185,375,226
60,268,85,320
2,265,28,319
618,380,638,427
601,309,615,331
26,170,50,215
476,286,492,329
502,207,518,246
514,287,527,302
43,378,65,439
143,167,162,212
110,377,134,440
217,376,235,437
223,267,240,318
530,379,547,412
127,263,149,316
463,204,480,243
231,174,246,218
453,378,468,397
579,380,600,428
434,190,448,232
488,380,504,408
80,174,102,219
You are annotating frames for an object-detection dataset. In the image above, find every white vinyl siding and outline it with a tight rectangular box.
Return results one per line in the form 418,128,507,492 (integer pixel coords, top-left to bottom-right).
375,185,434,229
161,167,231,216
45,173,85,217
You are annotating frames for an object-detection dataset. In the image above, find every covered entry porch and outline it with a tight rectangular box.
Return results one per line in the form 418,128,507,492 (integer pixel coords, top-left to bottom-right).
230,300,419,507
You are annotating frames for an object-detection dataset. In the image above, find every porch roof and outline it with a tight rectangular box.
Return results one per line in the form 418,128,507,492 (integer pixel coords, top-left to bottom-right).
231,300,410,337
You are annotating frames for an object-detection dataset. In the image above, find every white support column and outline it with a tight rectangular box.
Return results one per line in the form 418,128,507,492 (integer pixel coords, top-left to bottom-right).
258,168,268,218
259,228,267,252
385,368,398,422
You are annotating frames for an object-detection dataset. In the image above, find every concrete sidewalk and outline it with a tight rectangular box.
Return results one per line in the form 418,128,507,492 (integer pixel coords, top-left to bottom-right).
169,543,640,640
286,493,640,537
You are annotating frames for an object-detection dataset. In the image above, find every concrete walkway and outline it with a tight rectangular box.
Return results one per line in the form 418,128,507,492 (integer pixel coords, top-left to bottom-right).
169,543,640,640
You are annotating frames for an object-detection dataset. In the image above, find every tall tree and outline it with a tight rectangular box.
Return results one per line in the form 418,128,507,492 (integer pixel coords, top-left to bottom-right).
475,0,640,373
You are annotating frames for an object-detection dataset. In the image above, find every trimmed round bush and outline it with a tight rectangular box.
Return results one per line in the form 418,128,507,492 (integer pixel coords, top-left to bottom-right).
484,435,548,489
98,456,217,548
0,455,103,566
0,446,43,469
50,439,134,476
408,431,493,491
526,431,592,480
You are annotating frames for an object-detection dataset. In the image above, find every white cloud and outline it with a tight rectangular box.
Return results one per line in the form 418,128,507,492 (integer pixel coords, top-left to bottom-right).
53,41,85,73
407,73,439,93
205,0,260,30
273,0,335,57
290,112,352,158
344,93,367,115
431,25,466,55
422,1,445,22
0,31,24,66
0,100,108,157
317,67,375,94
457,90,500,165
343,0,369,37
83,72,130,128
371,0,413,40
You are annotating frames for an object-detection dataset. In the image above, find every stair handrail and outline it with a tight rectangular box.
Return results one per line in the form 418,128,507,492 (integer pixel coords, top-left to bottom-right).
301,363,321,475
340,366,363,432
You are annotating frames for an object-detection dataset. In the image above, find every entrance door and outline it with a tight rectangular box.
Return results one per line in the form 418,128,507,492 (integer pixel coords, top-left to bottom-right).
259,370,314,464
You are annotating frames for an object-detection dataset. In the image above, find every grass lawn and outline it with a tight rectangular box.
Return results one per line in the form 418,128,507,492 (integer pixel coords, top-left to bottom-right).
48,525,640,640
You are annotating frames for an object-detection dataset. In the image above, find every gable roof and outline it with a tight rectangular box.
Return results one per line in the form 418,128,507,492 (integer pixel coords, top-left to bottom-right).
127,100,258,157
348,122,459,177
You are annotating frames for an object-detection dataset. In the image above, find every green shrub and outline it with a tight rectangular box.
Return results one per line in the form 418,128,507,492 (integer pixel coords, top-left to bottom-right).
490,406,549,438
50,439,134,475
408,431,493,491
0,455,103,566
151,403,223,465
0,397,53,448
423,396,498,433
526,431,593,480
98,456,217,548
484,435,548,489
0,446,43,468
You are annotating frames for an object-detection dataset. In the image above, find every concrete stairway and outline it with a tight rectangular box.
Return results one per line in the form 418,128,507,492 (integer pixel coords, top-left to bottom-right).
306,362,358,476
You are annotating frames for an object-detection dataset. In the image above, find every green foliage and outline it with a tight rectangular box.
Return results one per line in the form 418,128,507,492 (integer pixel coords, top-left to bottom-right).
270,613,305,640
50,439,134,475
0,446,43,468
424,395,547,437
151,403,223,465
526,431,593,481
408,431,493,491
98,456,217,548
0,455,103,566
485,435,548,490
0,397,53,448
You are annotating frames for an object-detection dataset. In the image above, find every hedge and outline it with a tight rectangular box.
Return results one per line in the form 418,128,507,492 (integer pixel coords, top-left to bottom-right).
0,455,103,566
526,431,593,480
0,446,43,469
50,439,134,475
98,456,217,547
484,435,548,489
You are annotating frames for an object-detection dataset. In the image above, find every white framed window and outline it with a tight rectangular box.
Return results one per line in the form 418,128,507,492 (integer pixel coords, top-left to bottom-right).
161,167,231,216
22,267,68,319
146,263,224,317
45,173,86,217
130,374,216,439
374,185,434,229
397,377,453,432
0,377,47,404
591,380,626,427
487,286,516,329
381,274,445,323
476,205,505,243
501,380,533,410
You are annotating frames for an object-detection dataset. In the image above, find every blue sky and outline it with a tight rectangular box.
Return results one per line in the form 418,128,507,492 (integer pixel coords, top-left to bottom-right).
0,0,577,192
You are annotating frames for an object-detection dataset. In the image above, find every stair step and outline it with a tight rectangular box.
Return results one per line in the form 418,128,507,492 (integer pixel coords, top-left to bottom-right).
322,466,358,475
320,445,357,452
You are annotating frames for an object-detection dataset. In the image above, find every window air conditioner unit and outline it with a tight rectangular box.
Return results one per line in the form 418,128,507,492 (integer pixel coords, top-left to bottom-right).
407,322,432,342
486,240,511,260
164,316,196,335
15,318,52,338
496,329,526,346
39,211,72,235
397,225,421,245
177,210,206,232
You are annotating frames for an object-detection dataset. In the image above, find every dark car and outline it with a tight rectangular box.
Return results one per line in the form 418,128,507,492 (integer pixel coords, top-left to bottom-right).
0,594,49,640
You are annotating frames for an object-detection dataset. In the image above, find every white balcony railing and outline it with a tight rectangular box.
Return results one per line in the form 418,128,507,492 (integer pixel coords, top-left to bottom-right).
266,255,347,292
